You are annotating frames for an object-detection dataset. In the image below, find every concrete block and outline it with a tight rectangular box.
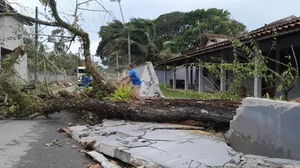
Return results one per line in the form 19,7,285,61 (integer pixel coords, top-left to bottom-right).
225,97,300,160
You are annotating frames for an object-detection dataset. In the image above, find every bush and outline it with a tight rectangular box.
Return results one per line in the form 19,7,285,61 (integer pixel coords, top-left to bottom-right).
106,84,138,102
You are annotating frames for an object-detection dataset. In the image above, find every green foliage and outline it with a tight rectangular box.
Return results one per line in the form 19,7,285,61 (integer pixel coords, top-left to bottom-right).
106,84,138,103
276,54,299,100
201,32,298,100
160,86,240,101
265,93,283,101
154,11,185,42
97,8,246,67
167,8,246,52
25,34,84,74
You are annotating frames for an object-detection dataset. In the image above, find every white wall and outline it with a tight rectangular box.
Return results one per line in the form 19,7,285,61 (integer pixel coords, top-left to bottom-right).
29,71,76,83
14,53,28,82
0,16,27,82
206,38,228,46
0,16,24,50
155,67,218,92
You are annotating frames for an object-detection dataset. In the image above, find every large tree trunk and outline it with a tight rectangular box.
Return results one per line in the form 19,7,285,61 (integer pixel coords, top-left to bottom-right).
41,97,241,132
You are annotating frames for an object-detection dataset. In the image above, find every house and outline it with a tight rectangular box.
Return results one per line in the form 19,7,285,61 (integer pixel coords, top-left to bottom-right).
0,0,30,82
155,16,300,99
198,34,230,48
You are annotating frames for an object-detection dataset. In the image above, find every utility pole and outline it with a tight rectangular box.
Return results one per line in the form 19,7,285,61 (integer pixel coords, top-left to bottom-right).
78,47,81,66
34,7,38,83
116,53,119,68
116,53,119,78
111,0,131,63
118,1,131,63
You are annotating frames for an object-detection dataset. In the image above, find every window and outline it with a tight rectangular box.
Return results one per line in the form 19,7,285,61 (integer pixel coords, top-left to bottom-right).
210,39,217,43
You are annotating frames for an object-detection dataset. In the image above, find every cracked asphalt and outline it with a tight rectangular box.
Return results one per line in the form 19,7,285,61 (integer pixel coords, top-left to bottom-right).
0,112,96,168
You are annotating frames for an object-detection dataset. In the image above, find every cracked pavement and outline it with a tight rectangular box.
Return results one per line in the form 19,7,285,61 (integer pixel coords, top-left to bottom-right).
69,120,300,168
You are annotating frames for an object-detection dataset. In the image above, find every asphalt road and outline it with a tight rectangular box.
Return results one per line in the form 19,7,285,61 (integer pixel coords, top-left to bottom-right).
0,112,96,168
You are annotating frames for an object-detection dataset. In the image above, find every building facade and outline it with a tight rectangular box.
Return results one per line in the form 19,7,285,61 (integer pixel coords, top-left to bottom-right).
0,2,28,82
155,16,300,99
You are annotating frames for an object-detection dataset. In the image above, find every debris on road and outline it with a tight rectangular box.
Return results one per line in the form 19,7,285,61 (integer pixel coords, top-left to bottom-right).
85,151,121,168
45,139,62,147
82,140,96,150
80,149,87,153
57,128,65,133
71,145,77,149
87,164,101,168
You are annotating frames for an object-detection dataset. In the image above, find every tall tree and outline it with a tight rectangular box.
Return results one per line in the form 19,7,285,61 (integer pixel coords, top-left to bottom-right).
175,8,246,52
154,11,185,42
97,20,125,66
97,18,161,66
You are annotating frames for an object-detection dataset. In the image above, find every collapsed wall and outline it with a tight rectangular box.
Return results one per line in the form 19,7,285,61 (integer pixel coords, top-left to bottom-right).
225,97,300,160
123,62,164,97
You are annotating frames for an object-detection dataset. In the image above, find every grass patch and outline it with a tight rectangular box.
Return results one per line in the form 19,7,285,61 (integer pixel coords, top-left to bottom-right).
160,86,240,101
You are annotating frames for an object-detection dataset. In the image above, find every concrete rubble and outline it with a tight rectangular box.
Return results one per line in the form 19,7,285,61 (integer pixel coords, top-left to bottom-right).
68,120,300,168
225,97,300,161
85,150,120,168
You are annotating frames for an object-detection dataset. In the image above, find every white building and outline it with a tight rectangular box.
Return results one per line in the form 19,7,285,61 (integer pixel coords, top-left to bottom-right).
0,1,30,82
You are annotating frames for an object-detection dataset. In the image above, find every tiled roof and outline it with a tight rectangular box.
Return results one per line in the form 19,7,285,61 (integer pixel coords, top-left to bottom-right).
205,34,230,39
198,33,230,48
156,16,300,65
252,15,298,32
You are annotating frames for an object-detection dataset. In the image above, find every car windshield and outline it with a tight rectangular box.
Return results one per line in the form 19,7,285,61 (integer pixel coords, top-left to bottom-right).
78,69,85,73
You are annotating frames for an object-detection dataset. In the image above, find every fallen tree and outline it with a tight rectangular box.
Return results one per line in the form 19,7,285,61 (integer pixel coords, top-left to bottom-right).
35,95,241,132
0,1,241,133
0,47,240,132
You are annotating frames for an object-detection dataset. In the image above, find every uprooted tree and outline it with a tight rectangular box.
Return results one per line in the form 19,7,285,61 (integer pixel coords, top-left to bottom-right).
0,0,241,132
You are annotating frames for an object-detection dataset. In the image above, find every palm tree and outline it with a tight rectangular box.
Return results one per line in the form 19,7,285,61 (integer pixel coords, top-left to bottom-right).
96,18,179,67
128,18,160,63
96,20,126,66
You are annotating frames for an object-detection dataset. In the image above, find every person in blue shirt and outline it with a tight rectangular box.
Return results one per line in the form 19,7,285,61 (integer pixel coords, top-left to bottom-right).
83,75,92,88
117,63,142,93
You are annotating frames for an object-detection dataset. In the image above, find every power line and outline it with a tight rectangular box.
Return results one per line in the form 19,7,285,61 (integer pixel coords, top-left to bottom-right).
94,0,117,20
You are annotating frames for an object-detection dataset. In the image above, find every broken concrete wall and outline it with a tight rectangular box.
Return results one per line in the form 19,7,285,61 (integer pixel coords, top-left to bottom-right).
225,97,300,160
122,62,164,97
69,120,300,168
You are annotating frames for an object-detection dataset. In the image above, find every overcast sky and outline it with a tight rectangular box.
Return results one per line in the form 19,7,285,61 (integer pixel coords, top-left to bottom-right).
8,0,300,63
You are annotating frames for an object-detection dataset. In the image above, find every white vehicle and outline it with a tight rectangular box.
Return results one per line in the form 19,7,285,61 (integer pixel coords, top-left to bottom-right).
77,66,86,86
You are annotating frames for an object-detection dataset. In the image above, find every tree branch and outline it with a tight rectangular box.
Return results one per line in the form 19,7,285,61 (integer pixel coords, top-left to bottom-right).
0,12,59,27
48,0,86,37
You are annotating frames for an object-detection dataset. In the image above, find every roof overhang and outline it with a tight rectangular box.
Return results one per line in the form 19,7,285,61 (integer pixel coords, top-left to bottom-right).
155,18,300,66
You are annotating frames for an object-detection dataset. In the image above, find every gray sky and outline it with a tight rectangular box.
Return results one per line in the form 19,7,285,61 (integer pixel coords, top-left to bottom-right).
8,0,300,60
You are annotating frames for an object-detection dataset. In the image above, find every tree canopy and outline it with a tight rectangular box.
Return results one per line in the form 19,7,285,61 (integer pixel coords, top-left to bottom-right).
96,8,246,67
